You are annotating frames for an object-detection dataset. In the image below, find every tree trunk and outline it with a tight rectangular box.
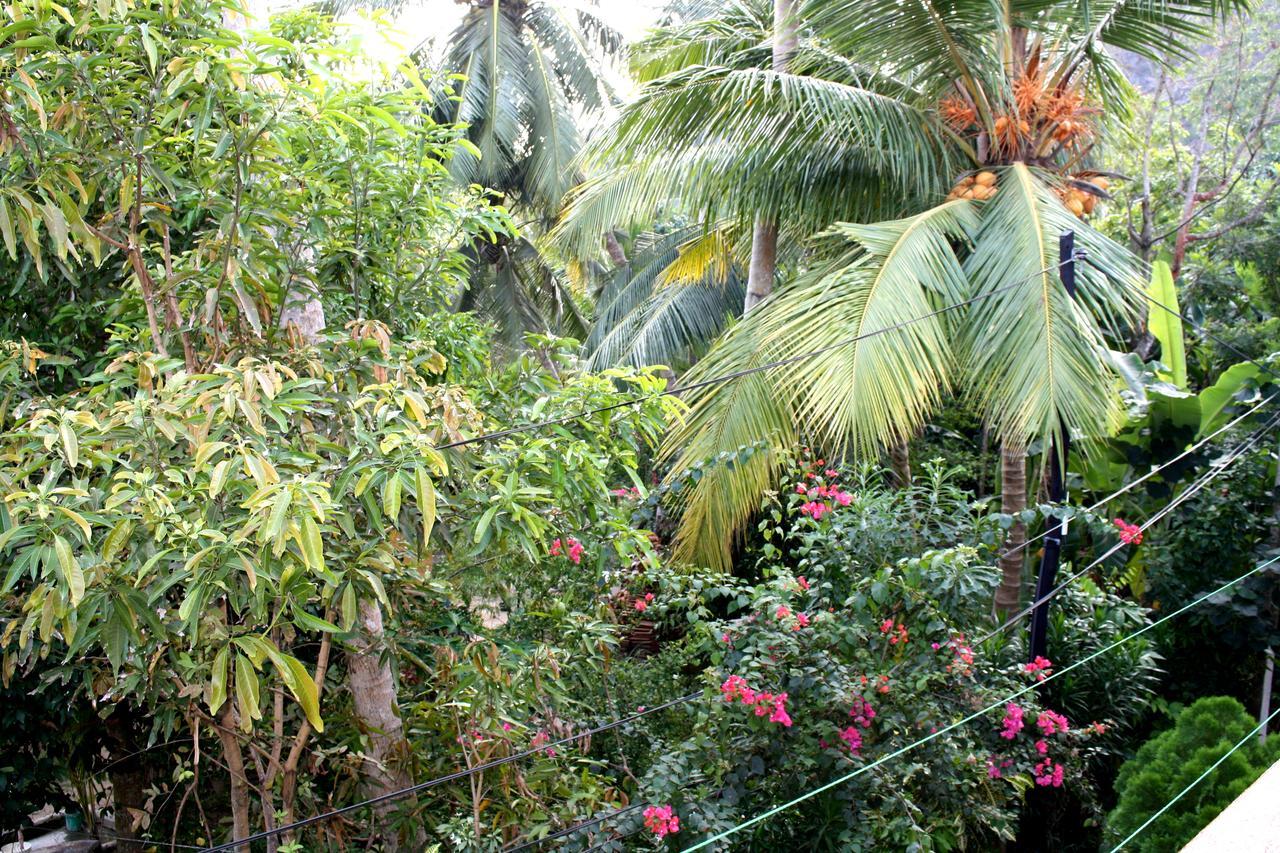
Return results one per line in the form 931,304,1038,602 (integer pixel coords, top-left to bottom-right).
886,438,912,489
215,704,252,852
279,280,326,342
345,600,419,851
742,0,797,314
105,714,149,853
744,219,779,313
994,442,1028,615
603,232,628,267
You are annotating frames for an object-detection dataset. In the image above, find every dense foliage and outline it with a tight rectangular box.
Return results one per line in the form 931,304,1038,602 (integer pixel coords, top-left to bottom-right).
2,0,1279,850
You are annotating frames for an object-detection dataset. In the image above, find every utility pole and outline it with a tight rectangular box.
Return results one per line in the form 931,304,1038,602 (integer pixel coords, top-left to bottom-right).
1028,231,1077,662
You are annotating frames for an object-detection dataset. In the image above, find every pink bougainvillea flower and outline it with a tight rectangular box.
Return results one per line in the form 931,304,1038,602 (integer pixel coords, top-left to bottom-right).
833,490,853,506
502,722,513,731
721,632,732,644
776,605,792,620
825,469,839,478
1000,704,1025,740
797,575,811,591
879,618,895,634
1035,738,1048,755
549,539,563,556
1032,758,1065,787
645,592,654,601
1113,518,1144,545
849,699,876,728
634,598,647,612
1025,656,1053,681
566,537,584,564
795,483,808,494
1037,710,1070,736
795,612,811,629
838,725,863,754
643,805,680,838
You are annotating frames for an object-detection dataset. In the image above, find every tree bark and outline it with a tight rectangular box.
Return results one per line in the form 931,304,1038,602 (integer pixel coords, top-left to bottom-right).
345,600,419,851
105,713,149,853
603,231,628,267
886,438,912,489
279,279,326,342
215,704,252,852
994,441,1028,615
742,0,797,314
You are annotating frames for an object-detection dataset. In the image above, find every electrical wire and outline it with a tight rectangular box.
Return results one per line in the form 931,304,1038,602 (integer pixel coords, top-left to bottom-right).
976,405,1280,646
203,691,700,851
1108,703,1280,851
679,551,1280,851
503,801,647,852
434,263,1071,452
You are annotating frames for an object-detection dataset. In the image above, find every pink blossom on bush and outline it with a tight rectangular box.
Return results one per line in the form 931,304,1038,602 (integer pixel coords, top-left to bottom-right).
1035,739,1048,755
634,598,647,612
1000,704,1025,739
776,605,791,619
796,575,811,591
643,804,681,838
550,536,584,563
1032,757,1065,787
849,698,876,728
838,725,862,754
1025,656,1053,681
1036,710,1069,736
1114,518,1144,545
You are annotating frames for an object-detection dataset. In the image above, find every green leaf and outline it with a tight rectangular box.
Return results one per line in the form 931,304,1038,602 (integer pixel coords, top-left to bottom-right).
210,646,229,714
234,654,261,728
59,421,78,468
415,466,436,545
0,196,17,260
54,535,84,606
139,23,158,73
382,473,402,521
1147,260,1186,388
474,504,499,546
209,458,233,498
300,515,324,573
1197,362,1262,439
101,519,133,561
341,584,357,630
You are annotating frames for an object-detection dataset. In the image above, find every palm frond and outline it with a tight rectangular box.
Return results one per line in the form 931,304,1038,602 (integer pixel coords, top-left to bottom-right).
660,200,978,570
959,163,1143,452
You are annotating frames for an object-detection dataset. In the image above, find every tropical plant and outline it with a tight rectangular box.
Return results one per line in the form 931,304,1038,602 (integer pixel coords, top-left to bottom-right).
1105,695,1280,851
426,0,625,345
568,0,1250,601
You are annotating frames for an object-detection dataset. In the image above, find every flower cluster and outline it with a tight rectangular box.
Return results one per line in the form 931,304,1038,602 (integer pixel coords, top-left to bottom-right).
1114,518,1143,545
634,592,655,612
1032,757,1065,787
999,704,1025,740
849,698,877,729
1036,710,1069,736
838,725,863,754
529,730,557,757
1025,656,1053,682
986,756,1014,779
549,536,584,564
610,486,642,500
932,634,975,675
643,804,680,838
796,575,811,591
879,618,910,645
721,676,793,727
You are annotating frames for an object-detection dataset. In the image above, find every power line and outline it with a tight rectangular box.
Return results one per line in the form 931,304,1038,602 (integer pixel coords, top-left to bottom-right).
679,551,1280,851
204,691,700,851
976,405,1280,646
1108,703,1280,851
504,801,647,852
434,263,1070,451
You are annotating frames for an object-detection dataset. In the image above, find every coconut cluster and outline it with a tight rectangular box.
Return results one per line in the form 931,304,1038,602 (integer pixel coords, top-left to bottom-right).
946,171,998,201
1057,176,1109,218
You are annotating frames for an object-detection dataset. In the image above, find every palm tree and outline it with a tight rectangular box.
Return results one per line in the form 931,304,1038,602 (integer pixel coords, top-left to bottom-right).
424,0,624,345
565,0,1247,613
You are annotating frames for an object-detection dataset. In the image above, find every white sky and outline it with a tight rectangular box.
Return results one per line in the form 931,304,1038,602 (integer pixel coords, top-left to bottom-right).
338,1,665,70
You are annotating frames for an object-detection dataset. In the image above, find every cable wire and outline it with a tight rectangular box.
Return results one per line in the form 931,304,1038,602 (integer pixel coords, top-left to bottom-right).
1108,704,1280,851
204,691,700,851
680,551,1280,851
975,405,1280,646
434,263,1070,451
504,802,647,852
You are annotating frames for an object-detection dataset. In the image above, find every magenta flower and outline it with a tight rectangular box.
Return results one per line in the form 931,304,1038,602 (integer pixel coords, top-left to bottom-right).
1114,518,1144,545
643,804,680,838
1000,704,1025,740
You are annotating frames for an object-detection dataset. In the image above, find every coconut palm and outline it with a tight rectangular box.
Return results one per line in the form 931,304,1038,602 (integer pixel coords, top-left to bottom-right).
566,0,1248,611
421,0,623,343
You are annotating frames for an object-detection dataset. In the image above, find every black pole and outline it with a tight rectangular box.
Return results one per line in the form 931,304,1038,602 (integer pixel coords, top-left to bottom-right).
1028,231,1076,662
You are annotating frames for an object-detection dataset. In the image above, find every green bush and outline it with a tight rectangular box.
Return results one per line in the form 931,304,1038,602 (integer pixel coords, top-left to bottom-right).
1105,696,1280,851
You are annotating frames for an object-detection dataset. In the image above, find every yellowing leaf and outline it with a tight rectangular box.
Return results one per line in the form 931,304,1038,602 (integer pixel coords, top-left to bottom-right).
54,535,84,606
415,466,436,545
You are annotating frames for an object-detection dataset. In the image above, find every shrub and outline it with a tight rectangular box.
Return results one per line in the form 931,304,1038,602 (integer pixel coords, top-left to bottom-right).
1105,695,1280,851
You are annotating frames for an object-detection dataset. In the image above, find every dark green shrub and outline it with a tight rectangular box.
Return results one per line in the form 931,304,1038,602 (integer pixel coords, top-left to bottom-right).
1105,695,1280,851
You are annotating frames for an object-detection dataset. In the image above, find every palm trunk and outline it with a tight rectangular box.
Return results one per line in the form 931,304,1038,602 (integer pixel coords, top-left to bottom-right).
345,600,419,851
604,232,628,267
886,438,912,489
994,441,1028,615
742,0,797,314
